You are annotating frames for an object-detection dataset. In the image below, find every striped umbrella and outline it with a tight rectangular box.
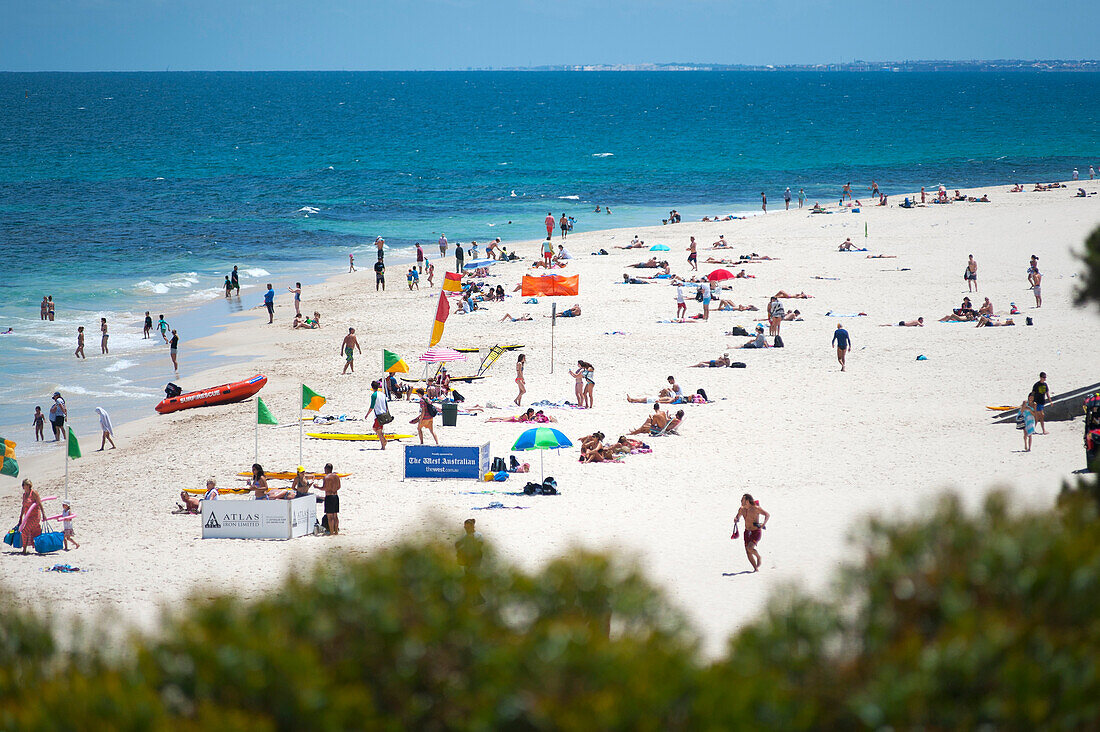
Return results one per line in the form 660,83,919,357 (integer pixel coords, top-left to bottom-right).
511,427,572,482
419,346,468,363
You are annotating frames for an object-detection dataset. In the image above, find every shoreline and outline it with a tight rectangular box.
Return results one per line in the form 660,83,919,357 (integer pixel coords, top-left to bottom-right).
4,177,1099,654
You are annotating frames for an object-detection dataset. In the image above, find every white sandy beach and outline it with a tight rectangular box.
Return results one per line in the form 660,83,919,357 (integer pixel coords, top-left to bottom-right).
4,181,1099,653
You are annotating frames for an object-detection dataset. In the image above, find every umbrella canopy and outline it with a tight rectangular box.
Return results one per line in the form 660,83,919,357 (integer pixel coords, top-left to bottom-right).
649,244,670,251
462,259,499,270
707,268,735,282
512,427,572,451
419,346,468,363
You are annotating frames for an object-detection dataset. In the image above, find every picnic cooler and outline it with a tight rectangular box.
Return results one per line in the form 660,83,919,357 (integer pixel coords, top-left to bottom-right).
442,402,458,427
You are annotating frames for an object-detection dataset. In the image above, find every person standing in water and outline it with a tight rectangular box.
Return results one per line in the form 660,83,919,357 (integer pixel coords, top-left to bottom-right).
340,327,361,375
544,212,555,239
784,187,792,210
832,322,851,371
169,329,180,371
798,188,805,208
438,233,448,259
47,296,55,321
40,296,49,321
732,493,770,572
32,406,45,441
100,318,109,354
348,252,356,273
231,266,240,294
75,326,85,359
760,192,767,213
143,311,153,339
514,353,526,407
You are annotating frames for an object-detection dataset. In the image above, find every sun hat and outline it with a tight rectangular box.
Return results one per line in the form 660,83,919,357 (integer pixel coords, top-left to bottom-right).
297,465,306,473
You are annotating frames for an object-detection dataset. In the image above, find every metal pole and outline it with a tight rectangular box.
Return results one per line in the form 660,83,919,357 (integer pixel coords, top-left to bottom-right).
299,403,303,467
64,444,68,502
550,303,556,374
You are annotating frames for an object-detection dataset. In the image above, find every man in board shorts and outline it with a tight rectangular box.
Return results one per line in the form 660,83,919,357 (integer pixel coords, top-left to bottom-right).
544,212,555,238
320,463,341,535
341,328,361,375
732,493,770,572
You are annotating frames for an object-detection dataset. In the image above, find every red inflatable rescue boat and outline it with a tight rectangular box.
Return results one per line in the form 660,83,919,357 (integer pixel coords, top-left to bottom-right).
155,374,268,414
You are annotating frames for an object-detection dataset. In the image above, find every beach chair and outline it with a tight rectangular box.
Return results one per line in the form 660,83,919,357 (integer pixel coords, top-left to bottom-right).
650,419,681,437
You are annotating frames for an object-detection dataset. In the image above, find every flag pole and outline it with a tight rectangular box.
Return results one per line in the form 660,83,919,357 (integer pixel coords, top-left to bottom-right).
255,401,259,464
64,440,69,502
299,387,304,468
550,302,556,374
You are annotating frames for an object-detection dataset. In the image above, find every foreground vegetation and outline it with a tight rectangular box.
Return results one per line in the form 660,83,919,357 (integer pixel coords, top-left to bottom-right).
2,488,1100,730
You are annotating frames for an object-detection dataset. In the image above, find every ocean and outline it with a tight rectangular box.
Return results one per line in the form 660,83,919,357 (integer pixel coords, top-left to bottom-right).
2,71,1098,448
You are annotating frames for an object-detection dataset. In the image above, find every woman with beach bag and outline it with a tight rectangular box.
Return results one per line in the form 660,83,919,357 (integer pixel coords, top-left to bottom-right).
412,388,439,445
369,380,392,450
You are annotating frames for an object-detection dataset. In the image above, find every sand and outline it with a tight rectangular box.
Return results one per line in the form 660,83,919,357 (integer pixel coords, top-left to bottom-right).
4,181,1099,653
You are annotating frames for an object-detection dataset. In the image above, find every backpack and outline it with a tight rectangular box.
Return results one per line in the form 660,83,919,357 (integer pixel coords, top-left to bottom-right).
165,383,182,398
773,335,784,348
730,362,747,368
509,455,520,471
695,288,704,302
730,326,750,337
425,402,438,418
491,456,507,473
541,477,558,495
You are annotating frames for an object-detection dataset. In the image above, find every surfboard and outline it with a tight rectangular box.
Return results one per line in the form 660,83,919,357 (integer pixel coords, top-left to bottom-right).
306,433,413,441
985,406,1017,411
183,487,255,495
455,345,524,353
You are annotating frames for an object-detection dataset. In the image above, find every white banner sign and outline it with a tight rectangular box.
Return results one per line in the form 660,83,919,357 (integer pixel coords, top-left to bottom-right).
201,495,316,540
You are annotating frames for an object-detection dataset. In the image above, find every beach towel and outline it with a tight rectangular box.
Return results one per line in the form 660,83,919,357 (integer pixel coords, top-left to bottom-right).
473,502,527,510
824,311,868,317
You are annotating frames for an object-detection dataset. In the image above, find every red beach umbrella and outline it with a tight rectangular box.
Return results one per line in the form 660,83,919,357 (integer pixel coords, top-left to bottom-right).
707,268,735,282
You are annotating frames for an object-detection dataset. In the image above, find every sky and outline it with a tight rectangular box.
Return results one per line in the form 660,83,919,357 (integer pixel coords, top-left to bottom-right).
1,0,1097,71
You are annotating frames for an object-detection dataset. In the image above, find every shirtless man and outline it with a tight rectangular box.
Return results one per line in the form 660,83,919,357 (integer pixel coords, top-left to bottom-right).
319,463,341,535
340,327,361,375
628,403,670,435
965,254,978,292
687,237,698,271
1029,262,1042,308
838,237,858,251
711,235,730,249
733,493,770,572
881,317,924,327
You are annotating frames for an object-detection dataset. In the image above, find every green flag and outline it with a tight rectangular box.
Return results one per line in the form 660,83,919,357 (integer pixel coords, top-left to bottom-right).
0,457,17,478
302,384,326,411
257,397,278,425
67,427,81,460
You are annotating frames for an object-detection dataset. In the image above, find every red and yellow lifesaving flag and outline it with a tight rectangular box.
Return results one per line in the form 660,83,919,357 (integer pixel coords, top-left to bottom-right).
429,291,451,346
441,271,463,293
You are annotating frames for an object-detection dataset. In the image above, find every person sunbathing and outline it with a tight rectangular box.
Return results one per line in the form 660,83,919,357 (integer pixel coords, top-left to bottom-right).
663,410,685,435
499,313,533,322
739,327,769,349
488,408,536,423
976,315,1016,327
735,269,754,279
628,258,660,268
689,354,731,368
623,274,650,284
782,309,802,321
866,254,897,258
1010,184,1023,192
939,312,976,322
706,257,734,264
742,254,778,261
774,291,812,298
178,490,201,513
711,236,730,248
626,388,680,402
546,304,581,317
614,241,648,249
718,301,758,311
629,404,670,435
881,317,924,326
580,431,606,451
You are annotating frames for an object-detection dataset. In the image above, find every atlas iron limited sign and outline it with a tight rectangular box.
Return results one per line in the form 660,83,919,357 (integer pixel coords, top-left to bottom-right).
201,495,315,540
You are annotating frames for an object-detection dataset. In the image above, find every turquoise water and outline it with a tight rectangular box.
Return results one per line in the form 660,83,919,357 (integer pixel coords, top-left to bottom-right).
2,71,1098,445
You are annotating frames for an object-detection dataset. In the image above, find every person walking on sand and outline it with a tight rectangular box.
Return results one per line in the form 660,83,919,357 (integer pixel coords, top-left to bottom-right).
143,311,152,339
544,211,555,239
559,213,568,239
415,242,425,272
169,329,179,371
340,327,361,374
288,282,302,317
687,236,698,271
320,463,341,535
784,187,792,210
427,262,435,288
798,188,805,209
760,192,767,213
832,322,851,371
1032,371,1051,435
965,254,978,293
230,266,240,294
368,380,389,450
75,326,85,359
514,353,526,406
61,500,79,550
263,284,275,323
455,518,484,576
438,233,448,259
1021,394,1037,452
95,406,116,450
675,283,686,320
732,493,770,571
349,252,356,272
414,388,439,445
17,479,46,555
99,318,109,354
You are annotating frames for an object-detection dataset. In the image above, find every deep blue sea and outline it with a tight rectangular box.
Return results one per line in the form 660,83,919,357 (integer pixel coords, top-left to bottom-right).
1,71,1098,446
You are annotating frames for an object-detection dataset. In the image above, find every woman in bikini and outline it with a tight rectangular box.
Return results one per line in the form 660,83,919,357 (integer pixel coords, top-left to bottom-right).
514,354,526,407
569,361,585,406
580,361,595,408
290,467,313,498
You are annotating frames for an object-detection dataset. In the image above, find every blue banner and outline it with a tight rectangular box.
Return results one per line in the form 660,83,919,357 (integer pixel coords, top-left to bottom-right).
404,444,489,480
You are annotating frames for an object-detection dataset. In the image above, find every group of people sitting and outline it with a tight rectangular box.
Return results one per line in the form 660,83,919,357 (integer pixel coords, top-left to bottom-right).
292,311,321,329
628,403,685,436
625,376,708,403
938,296,1015,327
579,432,651,463
487,408,557,423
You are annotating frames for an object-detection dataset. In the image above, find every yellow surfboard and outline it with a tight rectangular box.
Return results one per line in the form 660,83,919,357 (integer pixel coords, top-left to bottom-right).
306,433,413,441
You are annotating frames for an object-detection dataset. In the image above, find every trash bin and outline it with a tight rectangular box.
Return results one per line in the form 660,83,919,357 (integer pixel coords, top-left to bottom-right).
442,402,458,427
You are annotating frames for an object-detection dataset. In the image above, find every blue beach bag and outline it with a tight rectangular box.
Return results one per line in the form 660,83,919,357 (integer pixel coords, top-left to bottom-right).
3,526,21,549
34,524,64,554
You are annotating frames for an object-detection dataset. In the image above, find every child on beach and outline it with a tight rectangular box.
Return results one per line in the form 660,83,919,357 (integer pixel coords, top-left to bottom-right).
32,406,45,441
61,501,79,550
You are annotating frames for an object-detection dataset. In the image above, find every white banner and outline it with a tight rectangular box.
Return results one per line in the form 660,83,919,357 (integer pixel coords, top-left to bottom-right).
201,495,316,540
